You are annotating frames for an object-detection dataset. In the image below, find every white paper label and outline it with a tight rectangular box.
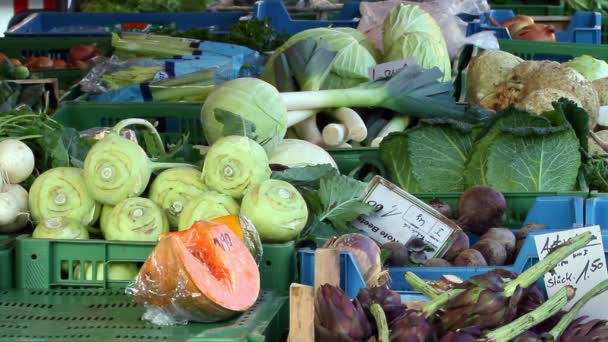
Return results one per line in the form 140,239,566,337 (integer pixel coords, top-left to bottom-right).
351,176,460,257
534,226,608,319
368,58,417,81
152,71,169,82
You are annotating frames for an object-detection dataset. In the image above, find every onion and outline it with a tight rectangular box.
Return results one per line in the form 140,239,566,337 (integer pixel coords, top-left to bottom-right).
513,24,556,42
489,15,535,35
10,59,21,66
323,233,388,287
53,59,67,69
69,44,97,62
31,57,54,69
71,60,90,70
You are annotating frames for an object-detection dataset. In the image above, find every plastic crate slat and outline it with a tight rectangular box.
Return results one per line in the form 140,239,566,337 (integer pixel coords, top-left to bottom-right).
0,289,286,341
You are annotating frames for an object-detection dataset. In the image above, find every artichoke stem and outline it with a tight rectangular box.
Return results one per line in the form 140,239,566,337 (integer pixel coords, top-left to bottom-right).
504,232,593,296
422,288,464,318
371,303,389,342
405,272,440,299
482,286,575,342
548,279,608,340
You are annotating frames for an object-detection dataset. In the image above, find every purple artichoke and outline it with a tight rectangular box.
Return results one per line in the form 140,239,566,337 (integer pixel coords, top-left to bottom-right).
356,285,407,325
512,330,542,342
389,310,438,342
440,270,523,331
439,331,477,342
315,284,372,342
561,316,608,342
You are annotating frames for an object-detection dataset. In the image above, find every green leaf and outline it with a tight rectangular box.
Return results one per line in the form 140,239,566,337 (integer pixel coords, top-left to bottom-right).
379,132,421,192
42,127,91,168
297,217,341,247
271,164,337,188
317,174,374,232
214,108,272,146
485,129,581,191
407,124,473,192
544,98,591,161
283,38,337,91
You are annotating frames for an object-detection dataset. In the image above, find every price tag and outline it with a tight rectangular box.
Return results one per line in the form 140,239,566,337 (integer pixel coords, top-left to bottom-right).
351,176,461,258
152,71,170,82
534,226,608,319
368,58,417,81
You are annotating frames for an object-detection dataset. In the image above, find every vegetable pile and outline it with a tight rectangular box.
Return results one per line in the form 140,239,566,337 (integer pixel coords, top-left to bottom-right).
316,232,608,342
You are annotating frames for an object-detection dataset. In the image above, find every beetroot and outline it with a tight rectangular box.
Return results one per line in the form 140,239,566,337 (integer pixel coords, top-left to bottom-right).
457,186,507,234
444,230,470,261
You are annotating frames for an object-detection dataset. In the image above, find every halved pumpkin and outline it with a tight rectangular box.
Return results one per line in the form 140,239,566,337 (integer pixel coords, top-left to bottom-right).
132,221,260,322
211,214,263,263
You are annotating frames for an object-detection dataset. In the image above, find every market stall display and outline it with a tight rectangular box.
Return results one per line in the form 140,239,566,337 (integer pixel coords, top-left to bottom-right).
3,0,608,340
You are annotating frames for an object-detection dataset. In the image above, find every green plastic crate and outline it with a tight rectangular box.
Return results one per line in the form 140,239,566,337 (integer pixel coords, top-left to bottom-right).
0,236,15,289
0,288,287,342
489,0,565,15
602,15,608,44
15,235,295,293
0,36,112,89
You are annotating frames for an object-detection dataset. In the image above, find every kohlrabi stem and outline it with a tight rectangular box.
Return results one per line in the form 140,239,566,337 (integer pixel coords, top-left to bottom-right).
287,110,317,127
422,288,465,318
371,303,389,342
405,272,440,299
112,118,166,155
280,87,384,111
503,232,594,296
548,279,608,340
483,286,575,342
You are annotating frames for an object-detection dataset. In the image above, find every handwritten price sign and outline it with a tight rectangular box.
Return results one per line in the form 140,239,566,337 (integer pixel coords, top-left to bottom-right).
534,226,608,319
368,58,417,82
351,176,461,258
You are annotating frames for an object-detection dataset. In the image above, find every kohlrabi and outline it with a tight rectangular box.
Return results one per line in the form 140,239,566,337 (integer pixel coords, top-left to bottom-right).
104,197,169,241
74,262,139,281
178,191,240,230
29,167,99,226
149,167,208,228
83,118,194,205
201,39,465,147
201,136,271,199
0,138,35,184
99,205,113,237
267,139,338,169
240,179,308,242
32,217,90,240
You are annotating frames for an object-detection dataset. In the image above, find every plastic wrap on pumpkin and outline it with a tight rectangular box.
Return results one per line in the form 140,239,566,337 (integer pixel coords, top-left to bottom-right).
126,220,260,325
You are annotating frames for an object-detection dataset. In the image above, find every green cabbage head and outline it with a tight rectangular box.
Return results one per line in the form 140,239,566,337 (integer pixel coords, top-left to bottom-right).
262,27,379,91
564,55,608,81
382,4,452,82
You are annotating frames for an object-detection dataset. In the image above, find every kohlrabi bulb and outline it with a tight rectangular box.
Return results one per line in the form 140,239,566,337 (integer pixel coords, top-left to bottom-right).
200,78,287,148
202,136,271,199
240,179,308,242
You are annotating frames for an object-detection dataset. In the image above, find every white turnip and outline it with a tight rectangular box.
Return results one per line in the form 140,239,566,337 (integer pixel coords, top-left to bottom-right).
0,183,29,233
0,139,35,184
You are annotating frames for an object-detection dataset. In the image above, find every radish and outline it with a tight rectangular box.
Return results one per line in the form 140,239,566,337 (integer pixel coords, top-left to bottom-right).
0,139,35,184
0,183,29,233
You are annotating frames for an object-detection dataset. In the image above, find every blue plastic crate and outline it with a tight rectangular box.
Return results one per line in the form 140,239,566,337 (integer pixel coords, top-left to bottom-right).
299,196,584,297
253,0,360,35
300,228,603,298
476,10,601,44
6,11,247,36
585,197,608,228
253,0,479,36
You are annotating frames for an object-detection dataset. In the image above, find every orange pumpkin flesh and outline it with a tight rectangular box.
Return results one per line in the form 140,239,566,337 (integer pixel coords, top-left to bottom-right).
134,221,260,322
211,214,244,239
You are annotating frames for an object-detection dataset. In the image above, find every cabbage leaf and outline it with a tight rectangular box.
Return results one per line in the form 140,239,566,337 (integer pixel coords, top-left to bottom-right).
380,100,587,192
